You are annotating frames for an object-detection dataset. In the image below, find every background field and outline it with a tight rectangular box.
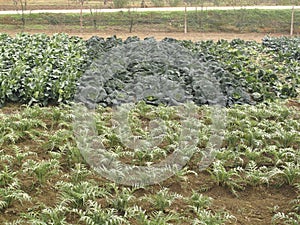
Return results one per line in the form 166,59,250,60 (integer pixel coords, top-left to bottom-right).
1,0,300,10
1,9,300,37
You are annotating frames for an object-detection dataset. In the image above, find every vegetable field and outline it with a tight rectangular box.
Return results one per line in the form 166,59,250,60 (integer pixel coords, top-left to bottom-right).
0,33,300,224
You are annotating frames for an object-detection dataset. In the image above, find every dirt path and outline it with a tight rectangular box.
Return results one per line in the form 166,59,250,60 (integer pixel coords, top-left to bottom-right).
2,28,285,42
69,31,275,42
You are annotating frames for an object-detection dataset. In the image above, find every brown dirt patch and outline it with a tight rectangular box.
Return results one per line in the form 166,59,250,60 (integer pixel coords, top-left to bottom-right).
210,185,296,225
161,173,297,225
286,99,300,110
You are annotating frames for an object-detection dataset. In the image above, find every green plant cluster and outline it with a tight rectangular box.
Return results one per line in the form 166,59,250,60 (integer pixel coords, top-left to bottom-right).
78,37,249,108
0,100,299,224
0,33,300,108
0,33,88,107
180,38,300,101
263,36,300,61
81,35,300,106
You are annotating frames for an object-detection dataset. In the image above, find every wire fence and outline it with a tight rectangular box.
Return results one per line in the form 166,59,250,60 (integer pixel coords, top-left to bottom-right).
1,7,300,34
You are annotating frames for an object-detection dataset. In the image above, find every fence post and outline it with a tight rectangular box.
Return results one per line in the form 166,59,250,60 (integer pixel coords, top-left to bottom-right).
80,1,83,33
184,3,187,34
291,6,295,36
129,7,134,33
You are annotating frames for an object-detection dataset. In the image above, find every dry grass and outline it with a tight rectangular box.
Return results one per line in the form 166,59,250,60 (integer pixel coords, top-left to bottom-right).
0,0,112,10
0,0,142,8
0,0,101,6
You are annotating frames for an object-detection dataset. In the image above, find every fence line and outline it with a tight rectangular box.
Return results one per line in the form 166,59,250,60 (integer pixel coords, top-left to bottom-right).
1,5,300,15
1,7,299,35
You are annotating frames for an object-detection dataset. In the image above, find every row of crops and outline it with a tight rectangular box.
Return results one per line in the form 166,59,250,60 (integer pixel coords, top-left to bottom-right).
0,99,300,224
0,33,299,107
0,33,300,224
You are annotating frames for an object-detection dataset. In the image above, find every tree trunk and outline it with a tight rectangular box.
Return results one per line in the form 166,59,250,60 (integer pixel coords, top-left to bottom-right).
290,6,295,36
184,3,187,34
20,0,26,29
80,1,83,32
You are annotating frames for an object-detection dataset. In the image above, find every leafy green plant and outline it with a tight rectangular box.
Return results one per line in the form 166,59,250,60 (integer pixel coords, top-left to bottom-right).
45,129,73,152
270,162,300,186
65,144,84,166
107,187,136,213
1,127,23,145
22,205,69,225
209,160,244,196
12,145,36,167
173,167,198,183
0,181,31,210
74,200,126,225
0,112,47,146
0,33,88,107
0,165,18,187
70,163,92,183
4,219,25,225
192,208,236,225
245,161,270,186
143,188,182,211
188,191,213,211
274,130,300,148
126,205,181,225
1,34,300,107
272,212,300,225
57,181,109,209
0,150,14,167
23,159,60,185
145,210,180,225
